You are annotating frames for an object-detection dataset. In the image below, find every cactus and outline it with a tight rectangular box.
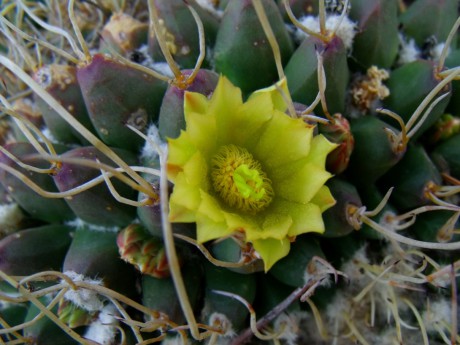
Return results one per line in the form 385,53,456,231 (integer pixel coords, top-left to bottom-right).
0,0,459,344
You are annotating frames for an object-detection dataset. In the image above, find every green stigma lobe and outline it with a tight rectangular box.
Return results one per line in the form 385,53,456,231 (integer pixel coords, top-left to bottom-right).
233,164,266,200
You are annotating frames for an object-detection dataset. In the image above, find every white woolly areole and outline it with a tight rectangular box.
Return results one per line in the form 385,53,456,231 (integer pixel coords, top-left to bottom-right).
422,299,452,332
134,45,174,78
34,65,52,88
303,262,332,288
152,62,174,78
432,42,449,62
141,123,162,160
84,304,119,345
208,313,236,339
324,294,353,330
195,0,224,18
340,245,369,282
40,127,59,144
274,312,308,345
325,15,356,49
295,14,357,49
398,34,420,65
294,16,319,43
66,218,120,233
0,203,24,235
62,271,104,312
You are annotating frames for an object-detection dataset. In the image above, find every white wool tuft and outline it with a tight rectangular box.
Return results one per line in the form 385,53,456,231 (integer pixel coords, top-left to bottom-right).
62,271,104,312
195,0,224,18
65,218,120,233
40,127,59,144
295,14,357,49
152,62,175,78
84,304,119,345
432,42,449,62
422,299,452,332
274,312,308,345
0,203,24,235
141,124,162,160
398,34,420,64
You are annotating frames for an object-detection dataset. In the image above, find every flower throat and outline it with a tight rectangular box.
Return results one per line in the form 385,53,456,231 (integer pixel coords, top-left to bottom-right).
211,145,274,214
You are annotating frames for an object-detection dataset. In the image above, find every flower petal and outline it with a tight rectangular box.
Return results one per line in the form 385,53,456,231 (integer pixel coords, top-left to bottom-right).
184,91,209,115
181,151,209,189
249,77,290,112
230,93,273,147
252,112,314,170
208,76,244,145
306,134,338,168
196,191,234,242
169,174,200,223
310,185,336,212
252,237,291,272
224,212,259,235
269,199,325,238
184,110,217,159
245,213,292,241
275,163,333,204
196,214,234,243
167,132,197,181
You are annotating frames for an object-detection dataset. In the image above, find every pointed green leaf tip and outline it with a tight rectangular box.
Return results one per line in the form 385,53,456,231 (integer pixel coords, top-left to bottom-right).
167,76,337,271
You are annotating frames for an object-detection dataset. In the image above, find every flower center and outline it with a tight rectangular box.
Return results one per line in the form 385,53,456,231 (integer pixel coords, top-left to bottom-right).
211,145,273,213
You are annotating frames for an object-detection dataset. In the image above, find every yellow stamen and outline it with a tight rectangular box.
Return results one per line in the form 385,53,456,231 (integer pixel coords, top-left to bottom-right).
211,145,273,213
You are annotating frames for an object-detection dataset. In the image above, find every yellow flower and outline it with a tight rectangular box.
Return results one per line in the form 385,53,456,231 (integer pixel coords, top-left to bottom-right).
167,76,336,271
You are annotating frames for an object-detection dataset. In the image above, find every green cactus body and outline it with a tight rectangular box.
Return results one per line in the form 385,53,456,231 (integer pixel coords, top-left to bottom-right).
400,0,459,47
0,142,74,223
431,133,460,178
33,64,95,144
381,144,442,211
1,0,460,343
214,0,294,95
150,0,220,69
158,69,219,140
349,0,400,69
77,54,167,151
63,226,137,298
383,60,452,139
347,116,405,185
53,146,138,227
285,35,349,114
0,224,73,275
23,300,81,345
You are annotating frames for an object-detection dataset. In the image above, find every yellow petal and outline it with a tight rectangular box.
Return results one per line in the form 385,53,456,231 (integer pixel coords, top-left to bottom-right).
167,132,197,181
250,77,290,112
269,199,325,237
310,185,336,212
198,191,226,223
306,134,338,168
208,76,244,145
169,173,200,223
245,213,292,241
196,214,234,243
195,191,237,243
252,237,291,272
224,211,259,235
182,151,209,188
229,93,273,147
184,110,217,159
275,163,333,204
184,91,209,115
253,112,314,170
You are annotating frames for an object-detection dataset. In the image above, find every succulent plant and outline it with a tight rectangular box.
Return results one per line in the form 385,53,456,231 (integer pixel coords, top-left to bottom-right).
0,0,459,344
